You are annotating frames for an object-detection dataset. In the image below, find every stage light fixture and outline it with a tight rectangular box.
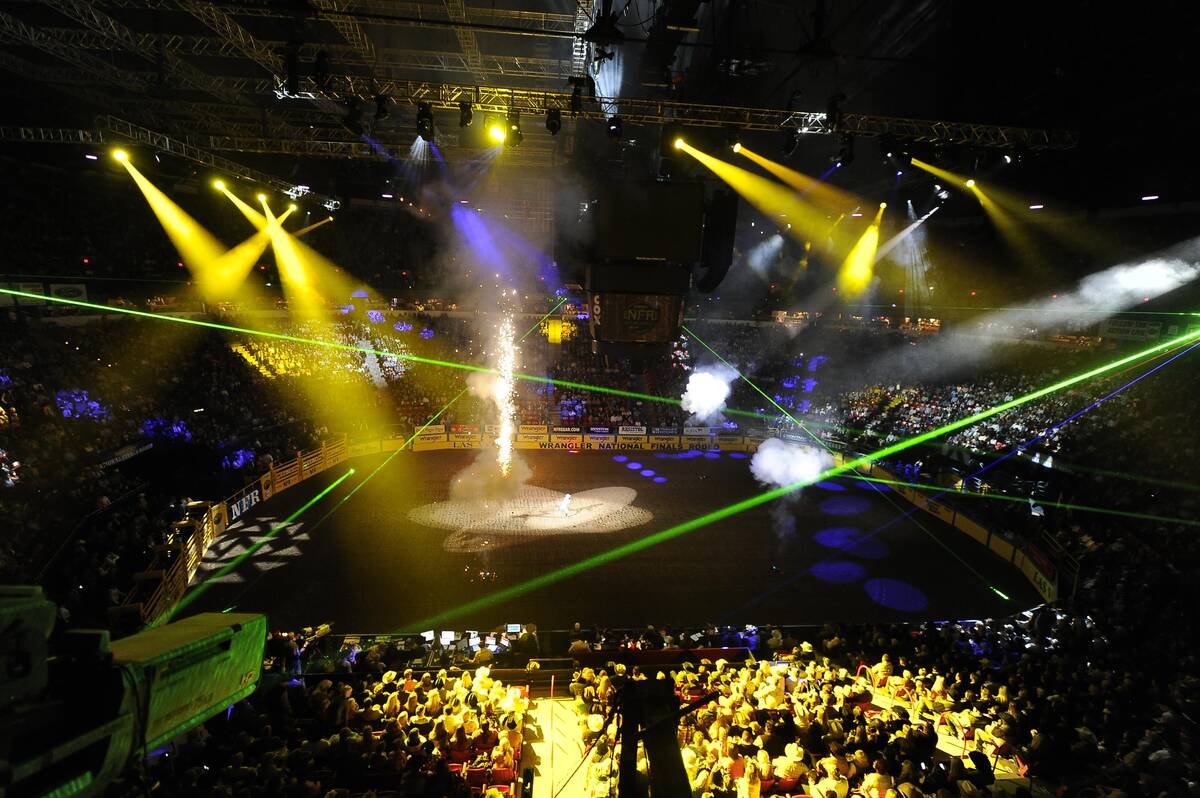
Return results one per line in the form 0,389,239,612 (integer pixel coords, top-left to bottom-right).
342,99,364,136
289,202,297,210
965,179,976,187
606,115,623,140
825,92,846,131
570,84,583,114
112,149,128,162
831,134,854,167
545,108,562,135
879,202,887,209
487,121,506,144
505,110,522,147
416,101,434,141
674,137,685,149
781,126,800,156
213,179,225,190
257,193,266,201
459,100,473,127
732,141,742,154
374,94,390,122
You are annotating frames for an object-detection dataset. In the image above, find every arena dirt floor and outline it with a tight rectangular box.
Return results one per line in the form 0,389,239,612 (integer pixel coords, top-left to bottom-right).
189,449,1039,632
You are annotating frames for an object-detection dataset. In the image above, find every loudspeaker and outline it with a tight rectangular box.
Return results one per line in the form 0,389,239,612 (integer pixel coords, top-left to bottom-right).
696,189,739,293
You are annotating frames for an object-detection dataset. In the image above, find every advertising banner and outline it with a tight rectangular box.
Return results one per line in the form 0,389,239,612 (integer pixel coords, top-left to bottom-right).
647,435,681,449
616,435,647,446
583,433,617,448
48,283,88,303
421,424,446,435
618,425,647,436
0,282,45,305
650,426,679,436
588,426,611,435
683,426,712,436
519,424,548,434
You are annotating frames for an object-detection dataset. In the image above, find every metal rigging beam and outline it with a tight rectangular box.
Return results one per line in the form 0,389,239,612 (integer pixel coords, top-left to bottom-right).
50,28,573,81
312,0,376,62
94,116,340,206
0,8,147,92
324,80,1078,149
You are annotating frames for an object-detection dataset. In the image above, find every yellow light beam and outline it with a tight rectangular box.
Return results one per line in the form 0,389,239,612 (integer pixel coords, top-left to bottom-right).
738,145,863,213
120,159,267,301
911,158,1040,270
219,185,268,228
838,204,884,296
677,141,854,252
293,217,333,237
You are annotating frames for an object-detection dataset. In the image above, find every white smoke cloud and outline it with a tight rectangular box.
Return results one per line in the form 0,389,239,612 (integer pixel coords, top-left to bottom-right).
680,364,739,423
466,370,496,399
449,448,532,503
749,438,833,489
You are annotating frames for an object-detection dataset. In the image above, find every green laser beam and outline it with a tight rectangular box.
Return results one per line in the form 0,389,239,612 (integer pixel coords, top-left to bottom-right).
1,287,744,421
404,324,1200,629
519,296,568,340
684,323,1010,599
158,468,355,624
836,473,1200,528
682,323,815,435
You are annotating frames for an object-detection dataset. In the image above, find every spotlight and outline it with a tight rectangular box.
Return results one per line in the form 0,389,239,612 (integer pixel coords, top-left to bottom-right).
416,101,434,141
213,179,225,190
257,193,266,201
965,179,976,188
488,122,506,144
674,137,685,149
459,100,473,127
374,93,390,122
112,149,128,162
879,202,887,209
546,108,562,135
732,141,742,154
289,202,297,210
506,110,522,146
606,115,623,140
1003,154,1013,164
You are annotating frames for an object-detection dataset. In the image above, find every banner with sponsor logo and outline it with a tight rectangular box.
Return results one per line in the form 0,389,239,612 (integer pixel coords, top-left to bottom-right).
714,434,747,451
420,424,446,435
651,426,679,436
682,436,720,450
618,425,647,436
98,442,154,469
683,426,712,436
550,426,583,446
0,282,45,306
588,426,611,435
48,283,88,303
647,435,680,449
516,424,549,446
227,486,263,523
583,433,616,447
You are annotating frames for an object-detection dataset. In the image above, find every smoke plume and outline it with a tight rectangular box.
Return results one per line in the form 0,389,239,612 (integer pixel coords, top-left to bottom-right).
749,438,833,489
680,364,739,424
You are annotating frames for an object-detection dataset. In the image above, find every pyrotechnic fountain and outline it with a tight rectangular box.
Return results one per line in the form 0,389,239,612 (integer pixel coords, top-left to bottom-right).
407,313,652,551
493,314,517,476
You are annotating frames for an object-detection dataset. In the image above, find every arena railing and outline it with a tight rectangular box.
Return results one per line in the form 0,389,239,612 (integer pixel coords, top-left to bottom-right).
122,435,349,625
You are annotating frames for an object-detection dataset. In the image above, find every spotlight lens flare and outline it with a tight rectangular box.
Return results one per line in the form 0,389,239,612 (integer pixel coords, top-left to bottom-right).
112,149,128,162
965,179,976,188
257,193,267,201
674,137,685,149
213,179,225,190
732,142,742,153
488,124,506,144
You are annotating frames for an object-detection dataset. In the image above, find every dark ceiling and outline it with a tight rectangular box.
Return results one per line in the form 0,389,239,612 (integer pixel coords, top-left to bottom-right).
0,0,1196,206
